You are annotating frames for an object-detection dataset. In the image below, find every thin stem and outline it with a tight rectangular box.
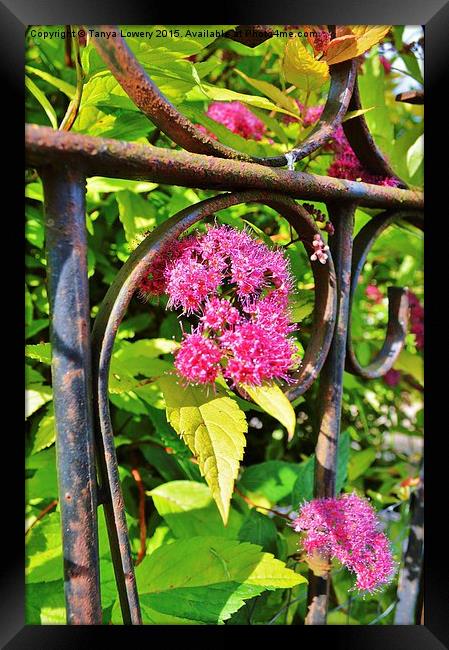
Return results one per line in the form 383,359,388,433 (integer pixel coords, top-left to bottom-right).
368,599,397,625
234,486,292,520
59,29,84,131
25,499,58,535
267,595,306,625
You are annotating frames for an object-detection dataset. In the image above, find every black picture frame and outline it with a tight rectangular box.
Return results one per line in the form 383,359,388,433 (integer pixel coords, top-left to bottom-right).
9,1,448,646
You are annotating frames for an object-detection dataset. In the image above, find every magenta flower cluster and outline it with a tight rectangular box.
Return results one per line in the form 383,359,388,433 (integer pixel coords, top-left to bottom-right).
139,225,300,386
407,290,424,350
293,493,396,593
284,103,399,187
206,101,267,141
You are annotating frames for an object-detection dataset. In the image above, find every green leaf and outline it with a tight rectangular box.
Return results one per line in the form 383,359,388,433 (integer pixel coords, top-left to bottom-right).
282,37,330,92
240,382,296,441
291,431,350,505
26,511,62,583
25,75,58,129
116,190,157,242
184,83,299,117
150,480,244,538
235,69,301,115
406,133,424,179
238,509,278,553
26,447,58,503
26,385,53,419
240,460,303,505
124,536,305,624
25,65,76,98
26,580,65,624
394,349,424,386
25,343,52,364
31,404,55,454
86,177,158,195
158,375,247,524
342,107,376,122
288,290,315,322
348,447,377,481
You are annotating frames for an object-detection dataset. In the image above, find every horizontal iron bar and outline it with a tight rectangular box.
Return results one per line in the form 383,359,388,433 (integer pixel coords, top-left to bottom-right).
26,125,424,210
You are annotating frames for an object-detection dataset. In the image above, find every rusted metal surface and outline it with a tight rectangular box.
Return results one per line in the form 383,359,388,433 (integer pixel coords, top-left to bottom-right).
89,26,356,167
25,125,424,210
343,79,406,187
305,202,356,626
395,90,424,105
42,166,102,625
345,210,424,379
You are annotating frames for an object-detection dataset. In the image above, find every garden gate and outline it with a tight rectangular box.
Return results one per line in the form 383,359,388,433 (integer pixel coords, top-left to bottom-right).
25,25,424,625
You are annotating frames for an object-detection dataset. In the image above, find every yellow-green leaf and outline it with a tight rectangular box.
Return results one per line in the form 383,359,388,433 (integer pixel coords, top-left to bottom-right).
282,38,330,93
235,69,301,116
241,382,296,441
325,26,391,65
158,375,247,524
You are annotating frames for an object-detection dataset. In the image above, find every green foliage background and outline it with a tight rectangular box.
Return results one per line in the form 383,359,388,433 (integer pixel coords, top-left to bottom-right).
25,25,423,625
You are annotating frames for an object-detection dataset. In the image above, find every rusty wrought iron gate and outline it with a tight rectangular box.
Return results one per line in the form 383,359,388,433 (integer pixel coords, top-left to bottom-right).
25,25,424,625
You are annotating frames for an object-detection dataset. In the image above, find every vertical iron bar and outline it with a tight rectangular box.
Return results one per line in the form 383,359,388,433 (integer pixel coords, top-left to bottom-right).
42,166,102,625
305,202,356,625
394,465,424,624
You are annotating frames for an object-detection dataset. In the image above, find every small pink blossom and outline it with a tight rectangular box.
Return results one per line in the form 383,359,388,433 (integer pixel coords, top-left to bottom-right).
310,234,329,264
365,284,383,304
292,493,396,593
174,332,222,384
206,101,266,140
383,369,402,387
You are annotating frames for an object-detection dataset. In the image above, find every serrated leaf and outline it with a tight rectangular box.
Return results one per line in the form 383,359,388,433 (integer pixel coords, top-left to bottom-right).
123,536,305,624
288,290,315,322
26,512,62,583
31,404,55,454
324,26,391,65
25,343,52,364
241,382,296,441
158,375,247,524
282,38,330,92
149,480,244,538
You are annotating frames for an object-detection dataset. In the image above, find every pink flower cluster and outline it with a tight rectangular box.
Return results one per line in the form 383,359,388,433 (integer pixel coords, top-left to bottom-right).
293,493,396,593
139,225,300,386
365,284,383,304
383,369,402,387
310,234,329,264
407,290,424,350
284,102,399,187
206,101,266,140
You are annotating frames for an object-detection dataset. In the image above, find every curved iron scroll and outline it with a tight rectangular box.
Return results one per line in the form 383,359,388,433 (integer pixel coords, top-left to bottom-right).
89,25,357,168
343,79,407,188
91,190,337,622
345,209,424,379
